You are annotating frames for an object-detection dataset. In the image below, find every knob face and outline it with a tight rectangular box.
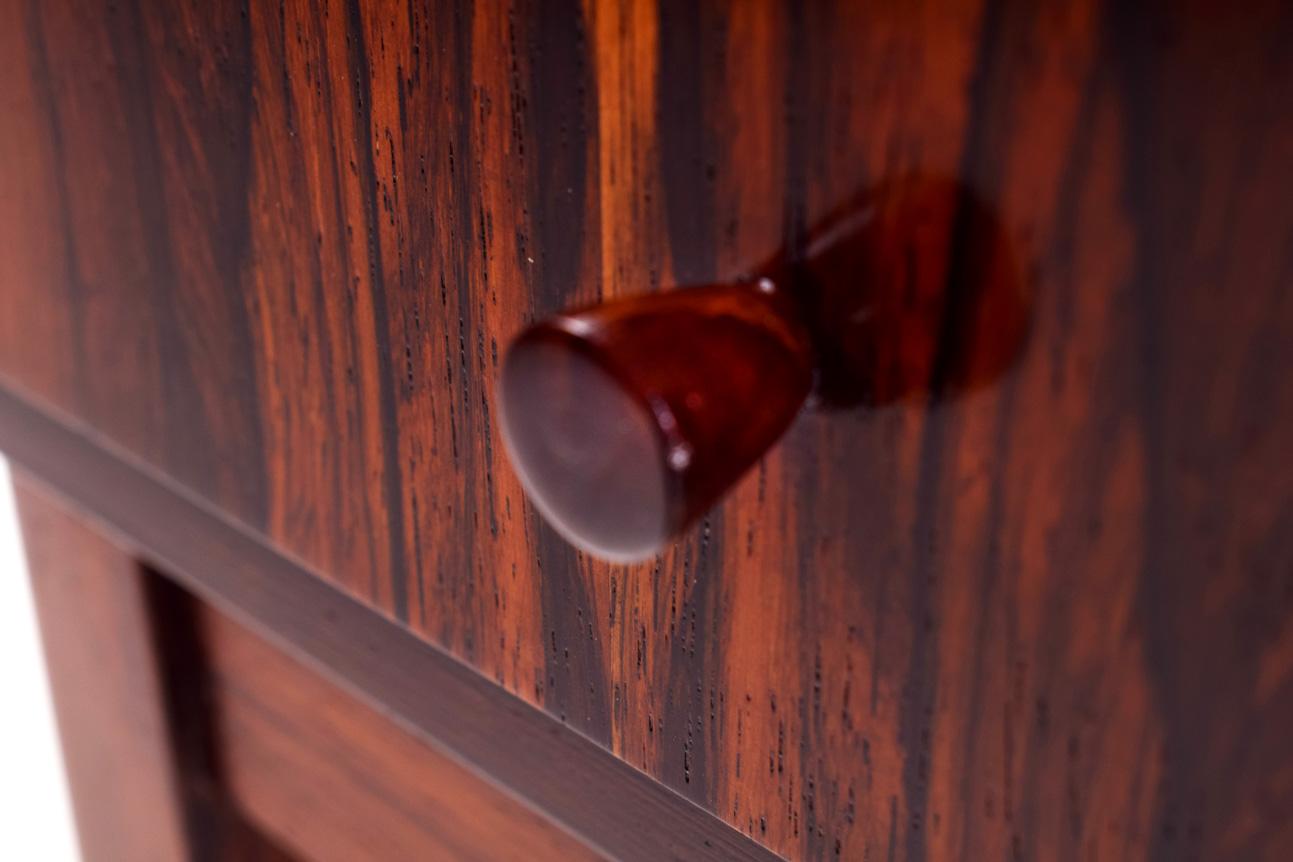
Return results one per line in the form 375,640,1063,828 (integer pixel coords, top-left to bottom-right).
498,284,813,562
499,330,672,562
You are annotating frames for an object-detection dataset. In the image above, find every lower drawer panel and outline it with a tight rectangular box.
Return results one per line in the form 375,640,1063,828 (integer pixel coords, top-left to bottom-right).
197,602,600,862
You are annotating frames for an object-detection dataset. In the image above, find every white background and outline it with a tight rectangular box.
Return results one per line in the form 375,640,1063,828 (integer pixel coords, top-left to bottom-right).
0,457,81,860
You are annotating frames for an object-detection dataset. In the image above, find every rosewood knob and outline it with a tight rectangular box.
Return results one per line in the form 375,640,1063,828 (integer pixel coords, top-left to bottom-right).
498,178,1029,563
498,281,813,562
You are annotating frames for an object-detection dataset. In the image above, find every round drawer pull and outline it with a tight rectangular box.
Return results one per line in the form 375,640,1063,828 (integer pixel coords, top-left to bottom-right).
499,179,1028,562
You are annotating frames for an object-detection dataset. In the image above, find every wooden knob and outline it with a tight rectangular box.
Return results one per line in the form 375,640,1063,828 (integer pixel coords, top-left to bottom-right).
498,281,813,562
499,178,1029,562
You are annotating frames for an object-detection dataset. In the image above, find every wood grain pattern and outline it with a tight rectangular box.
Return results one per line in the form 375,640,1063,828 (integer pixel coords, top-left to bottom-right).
2,1,1292,859
196,589,603,862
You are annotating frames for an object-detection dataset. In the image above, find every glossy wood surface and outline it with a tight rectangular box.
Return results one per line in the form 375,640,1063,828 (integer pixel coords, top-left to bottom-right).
2,1,1292,859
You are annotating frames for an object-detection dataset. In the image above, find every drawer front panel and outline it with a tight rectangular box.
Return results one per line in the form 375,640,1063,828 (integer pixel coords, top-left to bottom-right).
2,1,1291,859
